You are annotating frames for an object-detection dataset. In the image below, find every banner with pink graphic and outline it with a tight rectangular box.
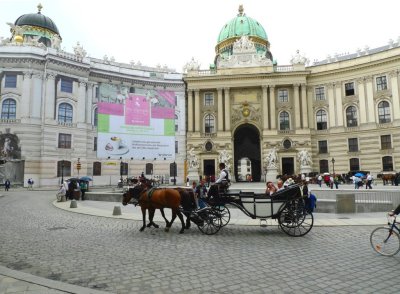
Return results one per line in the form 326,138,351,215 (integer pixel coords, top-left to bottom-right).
98,102,124,116
125,95,150,126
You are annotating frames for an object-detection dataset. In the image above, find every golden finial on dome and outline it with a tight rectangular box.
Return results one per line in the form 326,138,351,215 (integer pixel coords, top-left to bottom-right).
238,4,244,16
37,3,43,14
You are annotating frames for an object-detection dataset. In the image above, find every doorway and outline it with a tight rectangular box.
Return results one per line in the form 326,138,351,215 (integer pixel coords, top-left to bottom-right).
281,157,294,175
203,159,215,183
234,124,261,182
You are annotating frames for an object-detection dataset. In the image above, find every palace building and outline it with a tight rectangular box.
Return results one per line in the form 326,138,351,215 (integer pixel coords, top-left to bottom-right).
0,5,186,186
183,5,400,182
1,4,400,186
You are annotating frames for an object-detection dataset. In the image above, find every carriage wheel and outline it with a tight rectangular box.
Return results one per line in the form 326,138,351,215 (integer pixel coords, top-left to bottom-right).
278,199,314,237
197,209,222,235
213,205,231,227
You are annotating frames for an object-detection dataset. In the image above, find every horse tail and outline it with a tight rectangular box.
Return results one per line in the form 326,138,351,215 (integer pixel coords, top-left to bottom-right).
177,188,196,211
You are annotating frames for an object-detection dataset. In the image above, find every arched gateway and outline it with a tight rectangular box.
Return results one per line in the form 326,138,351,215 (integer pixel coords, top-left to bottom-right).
234,124,261,182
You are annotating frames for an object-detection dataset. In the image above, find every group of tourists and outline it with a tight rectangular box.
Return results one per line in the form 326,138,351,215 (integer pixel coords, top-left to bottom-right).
57,179,88,201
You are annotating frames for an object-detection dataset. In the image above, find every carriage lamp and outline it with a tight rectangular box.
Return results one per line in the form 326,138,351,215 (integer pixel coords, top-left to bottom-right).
331,158,335,175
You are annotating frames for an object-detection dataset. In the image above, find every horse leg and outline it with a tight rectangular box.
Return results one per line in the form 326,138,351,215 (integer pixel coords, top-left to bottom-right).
176,210,186,234
184,211,191,229
159,208,171,228
165,210,178,232
140,207,147,232
147,208,159,228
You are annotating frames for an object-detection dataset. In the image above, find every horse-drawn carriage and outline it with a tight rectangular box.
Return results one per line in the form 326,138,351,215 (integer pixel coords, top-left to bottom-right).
123,181,314,237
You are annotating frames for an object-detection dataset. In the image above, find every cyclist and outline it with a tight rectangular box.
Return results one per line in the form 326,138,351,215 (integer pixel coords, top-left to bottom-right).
389,204,400,216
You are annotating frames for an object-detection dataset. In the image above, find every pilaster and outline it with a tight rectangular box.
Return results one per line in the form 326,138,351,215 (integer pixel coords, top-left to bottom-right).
390,71,400,120
217,88,223,131
365,76,375,123
327,83,336,127
194,89,200,132
77,80,86,124
301,84,308,128
44,72,56,121
262,85,269,130
21,71,32,119
224,88,231,131
334,82,343,126
357,78,367,124
187,89,193,132
269,86,276,129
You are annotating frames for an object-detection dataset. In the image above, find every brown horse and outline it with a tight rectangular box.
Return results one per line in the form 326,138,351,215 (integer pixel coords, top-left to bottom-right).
122,185,195,234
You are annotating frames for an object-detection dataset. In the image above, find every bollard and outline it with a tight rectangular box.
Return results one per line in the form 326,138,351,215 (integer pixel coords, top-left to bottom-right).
70,199,78,208
112,206,122,216
61,195,66,202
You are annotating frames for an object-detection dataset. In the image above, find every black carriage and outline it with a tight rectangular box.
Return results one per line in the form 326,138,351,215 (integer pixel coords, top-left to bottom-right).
195,184,314,237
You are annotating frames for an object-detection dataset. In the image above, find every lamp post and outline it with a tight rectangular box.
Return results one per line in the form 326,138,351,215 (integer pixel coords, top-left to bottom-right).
173,161,176,185
119,157,123,184
61,160,64,184
331,158,335,175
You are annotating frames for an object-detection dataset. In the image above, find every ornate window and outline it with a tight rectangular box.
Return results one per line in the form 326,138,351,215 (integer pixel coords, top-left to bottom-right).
58,133,71,149
382,156,393,171
57,160,71,177
204,93,214,106
279,111,290,130
283,139,292,149
346,106,358,127
93,162,102,176
4,74,17,88
315,87,325,100
348,138,358,152
204,114,215,133
61,78,73,93
58,103,73,123
205,141,213,151
381,135,392,149
378,101,391,123
319,160,329,173
349,158,360,171
345,82,355,96
376,76,387,91
318,140,328,154
1,98,16,119
278,89,288,102
316,109,327,130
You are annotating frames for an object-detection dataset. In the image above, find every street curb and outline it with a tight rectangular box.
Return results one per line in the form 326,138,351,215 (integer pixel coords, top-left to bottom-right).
0,265,113,294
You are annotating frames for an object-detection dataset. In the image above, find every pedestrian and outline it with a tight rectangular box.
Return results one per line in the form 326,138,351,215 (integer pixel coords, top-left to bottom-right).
80,181,87,200
195,180,208,209
266,181,278,196
366,173,373,189
334,175,339,189
4,179,10,191
317,174,322,187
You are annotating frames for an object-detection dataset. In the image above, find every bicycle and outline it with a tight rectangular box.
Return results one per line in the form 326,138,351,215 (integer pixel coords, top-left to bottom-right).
370,214,400,256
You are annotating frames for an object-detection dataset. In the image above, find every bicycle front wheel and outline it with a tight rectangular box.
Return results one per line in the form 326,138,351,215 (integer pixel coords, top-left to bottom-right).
370,227,400,256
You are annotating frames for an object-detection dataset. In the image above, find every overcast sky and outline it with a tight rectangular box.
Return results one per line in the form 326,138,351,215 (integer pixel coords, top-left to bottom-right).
1,0,400,72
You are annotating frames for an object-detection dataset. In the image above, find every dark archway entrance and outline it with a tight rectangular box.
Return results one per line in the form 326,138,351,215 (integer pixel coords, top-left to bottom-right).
281,157,294,175
234,124,261,182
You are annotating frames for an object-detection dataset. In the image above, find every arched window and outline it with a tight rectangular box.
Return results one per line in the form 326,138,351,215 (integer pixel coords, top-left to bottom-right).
57,160,71,177
346,106,358,127
93,162,101,176
316,109,327,130
349,158,360,171
93,108,98,126
1,98,16,119
382,156,393,171
145,163,153,175
58,103,73,123
279,111,290,130
175,114,179,132
378,101,391,123
204,114,215,133
319,159,328,173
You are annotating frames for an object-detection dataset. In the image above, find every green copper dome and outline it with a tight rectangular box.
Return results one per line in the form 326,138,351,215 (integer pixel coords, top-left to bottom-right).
14,4,59,35
217,7,267,43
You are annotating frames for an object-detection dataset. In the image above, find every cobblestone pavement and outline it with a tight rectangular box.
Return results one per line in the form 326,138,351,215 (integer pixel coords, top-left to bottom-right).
0,190,399,294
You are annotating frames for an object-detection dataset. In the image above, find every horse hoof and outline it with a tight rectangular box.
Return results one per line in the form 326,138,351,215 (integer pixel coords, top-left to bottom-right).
153,224,159,228
185,224,190,230
146,223,152,228
164,227,170,232
140,227,145,232
179,230,184,234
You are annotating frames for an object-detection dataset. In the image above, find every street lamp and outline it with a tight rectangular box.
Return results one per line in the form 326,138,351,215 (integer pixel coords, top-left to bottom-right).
119,157,123,185
331,158,335,175
173,161,176,185
61,160,65,184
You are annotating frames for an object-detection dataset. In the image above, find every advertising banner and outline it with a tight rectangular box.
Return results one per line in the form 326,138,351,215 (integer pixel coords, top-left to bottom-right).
97,84,176,160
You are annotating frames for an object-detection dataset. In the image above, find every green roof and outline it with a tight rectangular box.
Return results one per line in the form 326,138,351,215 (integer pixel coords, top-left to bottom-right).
15,12,59,35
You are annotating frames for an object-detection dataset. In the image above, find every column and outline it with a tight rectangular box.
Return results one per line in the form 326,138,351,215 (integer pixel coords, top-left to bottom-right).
187,89,193,132
217,88,223,131
357,78,367,124
21,71,32,119
77,80,86,124
86,82,94,124
390,71,400,120
224,88,231,131
334,82,344,126
194,89,200,132
365,77,376,123
262,85,269,130
327,83,336,127
269,86,276,129
293,84,301,129
31,72,43,119
44,73,56,120
300,84,308,128
307,86,314,128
